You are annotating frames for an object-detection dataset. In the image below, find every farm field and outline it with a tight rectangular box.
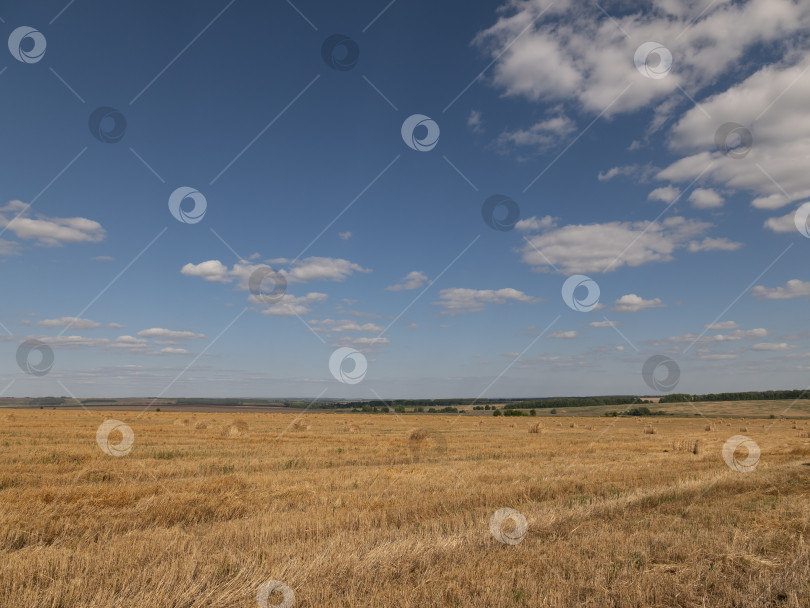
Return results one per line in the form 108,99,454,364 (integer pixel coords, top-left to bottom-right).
1,409,809,607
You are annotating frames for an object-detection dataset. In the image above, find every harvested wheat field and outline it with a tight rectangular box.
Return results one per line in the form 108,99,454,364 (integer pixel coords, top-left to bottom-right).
1,410,809,607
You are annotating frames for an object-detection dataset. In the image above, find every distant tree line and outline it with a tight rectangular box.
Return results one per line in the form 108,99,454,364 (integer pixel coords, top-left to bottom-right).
502,396,642,409
659,389,808,403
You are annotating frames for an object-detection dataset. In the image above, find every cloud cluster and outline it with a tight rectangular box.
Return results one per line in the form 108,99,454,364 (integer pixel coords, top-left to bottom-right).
436,288,538,314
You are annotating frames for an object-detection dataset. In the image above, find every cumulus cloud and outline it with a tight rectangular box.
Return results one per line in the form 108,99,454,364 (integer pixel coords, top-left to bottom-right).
37,317,101,330
515,215,555,232
436,288,538,314
689,188,724,209
136,328,206,340
386,271,428,291
664,328,768,344
0,200,105,247
659,54,810,210
467,109,484,133
181,260,231,282
257,293,328,317
705,321,739,330
520,216,711,274
497,115,576,151
687,237,743,252
548,330,577,339
764,207,803,233
589,320,618,328
182,257,369,287
476,0,810,123
613,294,665,313
752,279,810,300
648,186,680,203
751,342,795,351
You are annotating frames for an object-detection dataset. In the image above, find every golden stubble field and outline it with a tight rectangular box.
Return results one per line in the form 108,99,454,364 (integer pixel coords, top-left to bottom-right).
1,409,809,608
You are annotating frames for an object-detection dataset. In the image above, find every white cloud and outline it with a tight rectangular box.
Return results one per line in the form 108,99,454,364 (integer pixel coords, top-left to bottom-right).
751,342,796,351
548,330,577,339
613,294,665,313
159,347,190,355
37,317,101,330
386,271,428,291
476,0,810,119
665,328,768,344
689,188,724,209
136,328,206,340
648,186,680,203
257,293,328,317
687,237,743,252
515,215,555,232
181,260,231,283
182,257,369,286
311,320,384,333
660,54,810,210
92,255,114,261
764,207,803,233
705,321,739,330
752,279,810,300
0,201,105,247
339,231,352,240
436,288,538,314
467,109,483,133
589,320,617,328
520,216,711,274
497,115,576,150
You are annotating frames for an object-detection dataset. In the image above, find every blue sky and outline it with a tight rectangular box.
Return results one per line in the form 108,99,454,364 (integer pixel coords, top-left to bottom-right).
3,0,810,399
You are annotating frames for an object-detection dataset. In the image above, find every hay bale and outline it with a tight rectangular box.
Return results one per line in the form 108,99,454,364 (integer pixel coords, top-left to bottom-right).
644,425,657,435
347,424,360,433
220,420,249,437
193,421,207,430
704,424,715,431
673,438,700,454
173,418,191,427
408,428,428,441
739,426,748,432
528,423,541,434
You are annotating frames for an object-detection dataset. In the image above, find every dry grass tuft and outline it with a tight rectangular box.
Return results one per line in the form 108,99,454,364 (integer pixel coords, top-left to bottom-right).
193,421,207,430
